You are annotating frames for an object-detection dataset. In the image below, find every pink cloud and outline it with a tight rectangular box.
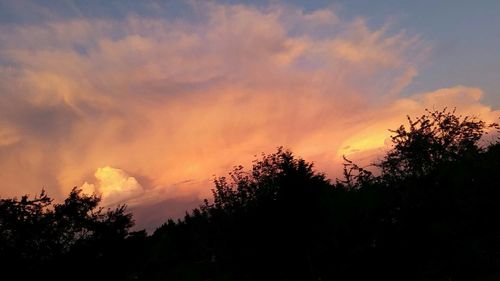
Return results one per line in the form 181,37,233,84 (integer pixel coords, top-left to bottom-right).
0,2,497,225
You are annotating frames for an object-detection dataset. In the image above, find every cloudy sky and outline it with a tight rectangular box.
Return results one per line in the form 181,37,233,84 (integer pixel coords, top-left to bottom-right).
0,0,499,230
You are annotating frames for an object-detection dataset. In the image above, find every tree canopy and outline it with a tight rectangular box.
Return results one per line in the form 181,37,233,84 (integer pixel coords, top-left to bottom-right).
379,108,498,179
1,108,499,281
0,187,135,280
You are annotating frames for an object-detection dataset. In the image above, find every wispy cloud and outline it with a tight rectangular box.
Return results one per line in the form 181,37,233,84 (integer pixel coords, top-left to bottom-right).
0,2,497,226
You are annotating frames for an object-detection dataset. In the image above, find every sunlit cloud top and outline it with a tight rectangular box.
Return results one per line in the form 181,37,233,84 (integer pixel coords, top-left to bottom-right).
0,1,498,229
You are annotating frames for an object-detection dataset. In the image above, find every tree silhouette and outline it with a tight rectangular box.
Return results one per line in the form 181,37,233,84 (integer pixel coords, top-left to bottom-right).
2,108,500,281
378,108,498,179
0,187,135,280
143,109,500,281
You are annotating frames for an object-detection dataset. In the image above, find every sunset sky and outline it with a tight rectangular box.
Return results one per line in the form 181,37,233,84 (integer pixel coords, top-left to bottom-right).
1,0,499,230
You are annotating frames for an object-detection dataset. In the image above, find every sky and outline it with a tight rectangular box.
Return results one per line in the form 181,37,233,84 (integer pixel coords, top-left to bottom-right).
0,0,499,230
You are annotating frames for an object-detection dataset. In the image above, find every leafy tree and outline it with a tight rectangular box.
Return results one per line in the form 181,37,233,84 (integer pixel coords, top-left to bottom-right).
146,148,334,280
144,108,500,281
3,108,500,281
203,147,329,213
378,108,498,179
0,187,135,280
0,189,54,262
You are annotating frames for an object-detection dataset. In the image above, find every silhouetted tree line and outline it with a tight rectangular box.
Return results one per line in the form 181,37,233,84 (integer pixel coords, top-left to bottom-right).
1,108,499,281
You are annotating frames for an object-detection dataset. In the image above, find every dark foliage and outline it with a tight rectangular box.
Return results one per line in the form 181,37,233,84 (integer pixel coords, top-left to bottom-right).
1,108,499,280
0,188,136,280
378,108,498,179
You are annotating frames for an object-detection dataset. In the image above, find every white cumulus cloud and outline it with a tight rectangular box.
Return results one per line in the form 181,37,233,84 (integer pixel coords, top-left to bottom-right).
82,166,144,206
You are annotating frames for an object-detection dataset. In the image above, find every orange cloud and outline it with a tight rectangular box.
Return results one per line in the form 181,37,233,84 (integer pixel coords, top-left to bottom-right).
0,2,497,222
338,86,500,166
0,124,20,147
